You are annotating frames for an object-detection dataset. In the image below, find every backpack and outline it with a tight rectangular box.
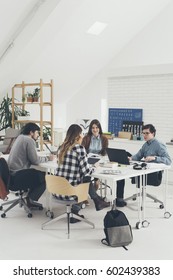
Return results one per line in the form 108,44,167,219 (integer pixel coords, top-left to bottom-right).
0,158,10,200
101,208,133,250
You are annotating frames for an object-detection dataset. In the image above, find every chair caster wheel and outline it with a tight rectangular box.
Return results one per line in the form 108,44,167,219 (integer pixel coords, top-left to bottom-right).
136,222,142,229
1,213,6,218
0,206,3,211
164,211,171,219
142,220,150,228
46,210,54,219
159,204,164,209
81,203,86,209
28,213,32,218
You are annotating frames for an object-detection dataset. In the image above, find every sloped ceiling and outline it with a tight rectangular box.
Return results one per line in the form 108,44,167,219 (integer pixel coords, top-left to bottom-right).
0,0,171,103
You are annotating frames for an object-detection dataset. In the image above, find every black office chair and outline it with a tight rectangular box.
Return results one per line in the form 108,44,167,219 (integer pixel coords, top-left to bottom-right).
125,171,164,208
0,158,43,218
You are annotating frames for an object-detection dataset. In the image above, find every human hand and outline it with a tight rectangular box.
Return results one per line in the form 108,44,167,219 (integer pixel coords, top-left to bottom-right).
48,154,57,161
144,156,156,162
94,161,100,168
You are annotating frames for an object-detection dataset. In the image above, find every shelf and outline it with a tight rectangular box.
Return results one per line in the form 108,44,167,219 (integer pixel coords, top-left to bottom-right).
14,102,52,106
14,82,52,88
12,79,53,150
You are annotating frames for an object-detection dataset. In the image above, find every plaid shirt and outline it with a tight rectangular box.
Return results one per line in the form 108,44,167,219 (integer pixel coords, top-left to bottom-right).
56,144,93,186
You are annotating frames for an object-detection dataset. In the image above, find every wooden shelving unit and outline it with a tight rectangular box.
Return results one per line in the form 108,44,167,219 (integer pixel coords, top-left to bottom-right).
12,79,53,150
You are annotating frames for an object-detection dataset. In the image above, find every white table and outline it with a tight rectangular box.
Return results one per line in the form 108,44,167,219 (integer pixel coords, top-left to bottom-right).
93,163,171,229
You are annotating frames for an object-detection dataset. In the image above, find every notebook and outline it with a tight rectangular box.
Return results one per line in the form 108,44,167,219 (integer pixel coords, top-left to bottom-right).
106,148,130,165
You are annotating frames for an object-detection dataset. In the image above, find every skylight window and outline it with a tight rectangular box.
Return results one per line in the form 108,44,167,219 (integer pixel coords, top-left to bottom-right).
87,21,108,35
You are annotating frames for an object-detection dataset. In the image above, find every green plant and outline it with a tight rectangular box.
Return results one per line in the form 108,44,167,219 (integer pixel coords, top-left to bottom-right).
43,125,51,141
33,88,40,98
0,94,13,131
26,92,33,102
27,92,33,97
17,108,30,116
0,94,31,131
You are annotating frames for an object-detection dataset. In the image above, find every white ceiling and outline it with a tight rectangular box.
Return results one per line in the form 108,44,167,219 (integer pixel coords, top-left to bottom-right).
0,0,171,103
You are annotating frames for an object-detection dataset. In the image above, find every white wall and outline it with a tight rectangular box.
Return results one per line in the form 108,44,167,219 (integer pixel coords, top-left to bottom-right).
109,1,173,69
66,1,173,142
1,0,173,137
66,72,108,128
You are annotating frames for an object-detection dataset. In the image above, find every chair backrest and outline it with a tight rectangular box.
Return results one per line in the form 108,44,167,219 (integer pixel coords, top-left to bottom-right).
1,128,21,154
0,158,10,199
118,131,132,140
45,175,89,203
3,128,20,145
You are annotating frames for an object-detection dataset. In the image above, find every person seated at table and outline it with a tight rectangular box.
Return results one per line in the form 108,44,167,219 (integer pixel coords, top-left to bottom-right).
128,124,171,186
82,119,127,207
8,122,54,208
129,124,171,165
56,124,110,223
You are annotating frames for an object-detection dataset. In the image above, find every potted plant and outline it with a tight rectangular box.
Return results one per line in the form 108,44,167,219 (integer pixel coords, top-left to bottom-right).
17,108,30,120
43,125,51,141
0,94,21,131
33,88,40,102
27,93,33,102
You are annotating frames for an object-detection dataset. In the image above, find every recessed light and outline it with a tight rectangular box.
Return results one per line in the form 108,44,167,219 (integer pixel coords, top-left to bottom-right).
87,21,108,35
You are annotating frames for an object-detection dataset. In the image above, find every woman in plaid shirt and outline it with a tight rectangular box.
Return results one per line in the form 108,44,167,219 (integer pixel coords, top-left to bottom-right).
56,124,110,223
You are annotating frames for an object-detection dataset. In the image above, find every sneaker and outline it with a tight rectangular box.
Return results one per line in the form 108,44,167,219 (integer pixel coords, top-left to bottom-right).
70,214,85,224
93,197,110,211
116,199,127,207
26,197,43,210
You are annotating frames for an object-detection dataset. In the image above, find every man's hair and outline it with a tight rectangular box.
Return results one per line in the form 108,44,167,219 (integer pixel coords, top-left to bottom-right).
142,124,156,136
20,123,40,135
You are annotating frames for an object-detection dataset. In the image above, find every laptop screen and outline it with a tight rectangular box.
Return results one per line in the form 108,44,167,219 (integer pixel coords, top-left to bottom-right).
88,157,100,165
106,148,130,165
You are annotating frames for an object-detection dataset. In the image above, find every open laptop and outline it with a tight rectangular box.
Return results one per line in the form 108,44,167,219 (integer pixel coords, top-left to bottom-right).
106,148,130,165
88,157,100,165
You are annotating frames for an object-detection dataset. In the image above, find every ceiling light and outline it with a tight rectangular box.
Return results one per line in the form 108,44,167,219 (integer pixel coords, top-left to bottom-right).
87,21,108,35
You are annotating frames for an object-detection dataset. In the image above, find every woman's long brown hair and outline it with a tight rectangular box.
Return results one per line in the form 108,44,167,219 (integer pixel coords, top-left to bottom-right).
58,124,82,164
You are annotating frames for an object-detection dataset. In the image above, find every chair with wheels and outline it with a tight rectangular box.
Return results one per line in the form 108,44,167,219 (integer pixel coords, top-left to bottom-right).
42,175,95,238
0,158,43,218
0,189,33,218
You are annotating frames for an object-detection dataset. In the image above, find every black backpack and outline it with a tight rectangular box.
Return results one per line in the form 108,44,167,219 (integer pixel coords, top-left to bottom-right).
101,208,133,250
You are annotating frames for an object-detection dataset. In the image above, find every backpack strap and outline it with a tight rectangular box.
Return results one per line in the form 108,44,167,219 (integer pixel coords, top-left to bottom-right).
101,238,109,246
101,239,129,250
122,246,128,251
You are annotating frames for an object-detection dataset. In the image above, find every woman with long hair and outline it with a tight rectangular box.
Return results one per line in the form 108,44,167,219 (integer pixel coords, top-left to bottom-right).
82,119,108,156
56,124,110,223
82,119,127,207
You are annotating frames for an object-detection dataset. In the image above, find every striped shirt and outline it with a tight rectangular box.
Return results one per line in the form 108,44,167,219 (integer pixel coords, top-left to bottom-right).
56,144,93,186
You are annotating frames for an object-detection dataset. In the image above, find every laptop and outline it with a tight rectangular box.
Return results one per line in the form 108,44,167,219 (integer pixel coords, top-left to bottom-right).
88,157,100,165
106,148,130,165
